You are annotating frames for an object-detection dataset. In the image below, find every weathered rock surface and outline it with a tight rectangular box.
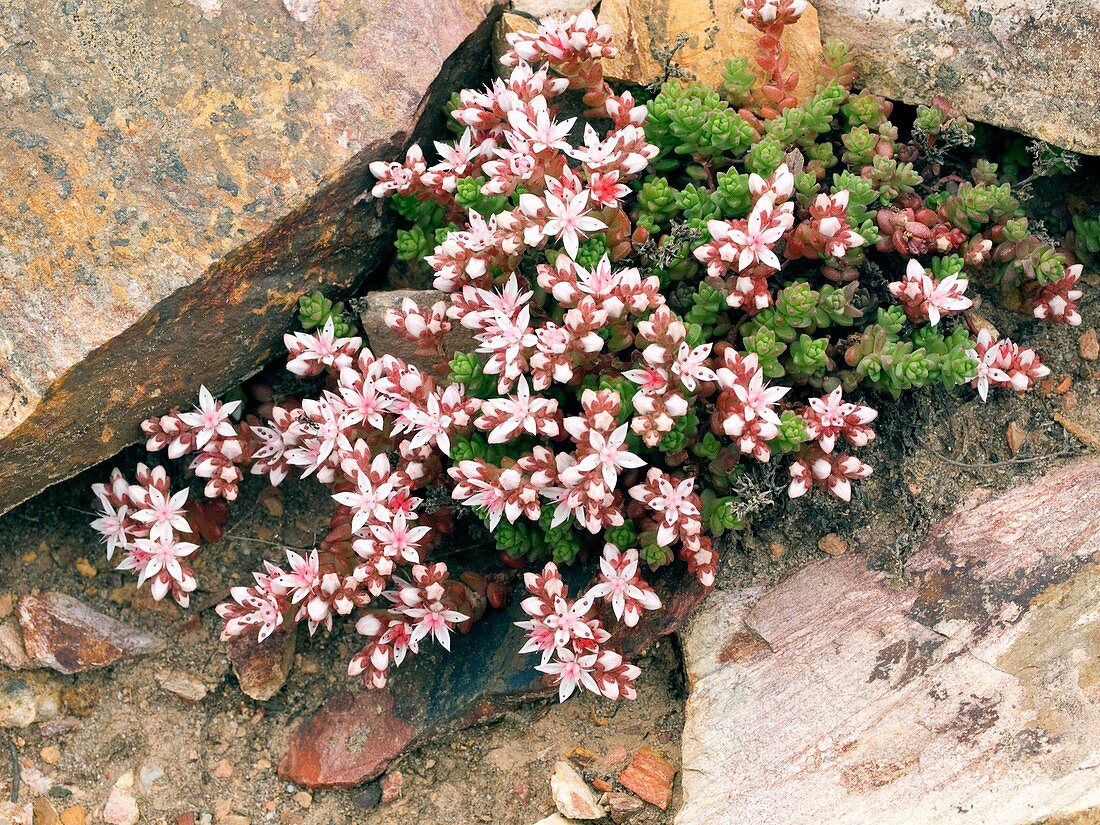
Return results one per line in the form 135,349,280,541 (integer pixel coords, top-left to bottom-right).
17,592,163,674
279,565,707,788
815,0,1100,155
227,625,296,702
0,0,501,515
495,2,820,99
597,0,820,96
677,458,1100,824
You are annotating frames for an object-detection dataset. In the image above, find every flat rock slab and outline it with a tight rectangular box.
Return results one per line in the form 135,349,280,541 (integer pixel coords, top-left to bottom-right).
17,591,163,674
0,0,500,514
279,565,707,789
815,0,1100,155
678,457,1100,825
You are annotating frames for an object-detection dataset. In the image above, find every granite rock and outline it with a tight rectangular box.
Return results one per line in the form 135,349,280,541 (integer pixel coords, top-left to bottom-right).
0,0,501,514
677,458,1100,824
815,0,1100,155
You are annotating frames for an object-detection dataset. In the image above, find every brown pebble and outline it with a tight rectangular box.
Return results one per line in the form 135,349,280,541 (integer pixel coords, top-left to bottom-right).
1055,376,1073,394
211,758,233,779
292,791,312,809
768,541,787,559
39,744,61,765
258,487,285,518
254,523,278,542
1005,421,1027,456
59,808,86,825
817,533,848,556
619,747,676,810
33,797,60,825
512,780,531,805
74,558,97,579
593,777,613,792
566,745,600,766
1063,392,1079,411
175,815,195,825
381,770,404,803
606,791,645,823
1079,328,1099,361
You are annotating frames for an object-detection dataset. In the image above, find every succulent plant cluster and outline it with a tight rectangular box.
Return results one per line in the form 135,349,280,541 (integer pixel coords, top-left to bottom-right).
91,1,1082,703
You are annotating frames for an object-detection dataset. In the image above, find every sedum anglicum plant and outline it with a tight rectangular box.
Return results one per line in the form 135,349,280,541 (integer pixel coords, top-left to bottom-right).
91,0,1080,704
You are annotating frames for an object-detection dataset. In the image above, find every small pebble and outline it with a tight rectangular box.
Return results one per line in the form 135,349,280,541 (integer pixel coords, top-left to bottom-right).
59,807,86,825
1079,328,1099,361
40,744,61,765
211,758,233,779
512,780,531,805
551,761,605,820
292,791,312,809
74,558,97,578
618,747,676,811
1005,421,1027,456
381,771,404,803
353,784,382,810
33,797,60,825
139,764,164,790
102,786,139,825
156,671,208,703
258,488,285,518
603,746,630,770
817,533,848,556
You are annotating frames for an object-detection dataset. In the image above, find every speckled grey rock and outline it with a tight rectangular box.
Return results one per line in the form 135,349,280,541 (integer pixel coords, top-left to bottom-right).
816,0,1100,154
0,0,501,514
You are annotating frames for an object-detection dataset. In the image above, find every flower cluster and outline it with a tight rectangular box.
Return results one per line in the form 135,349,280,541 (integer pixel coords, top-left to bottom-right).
969,329,1051,401
888,259,972,326
93,0,1076,704
517,559,645,702
91,464,199,607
